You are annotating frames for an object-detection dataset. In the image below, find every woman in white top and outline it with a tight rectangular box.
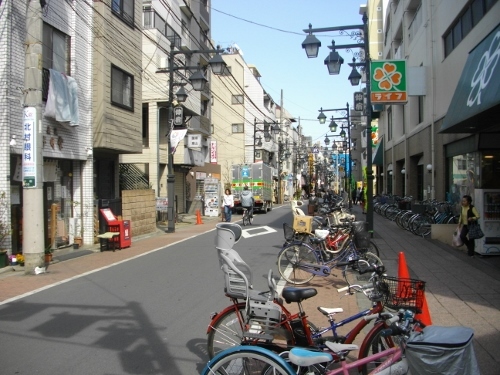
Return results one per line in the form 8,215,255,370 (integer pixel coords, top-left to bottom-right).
222,189,234,222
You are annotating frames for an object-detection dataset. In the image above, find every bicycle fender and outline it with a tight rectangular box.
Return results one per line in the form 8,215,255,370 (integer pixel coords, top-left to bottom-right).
206,302,246,334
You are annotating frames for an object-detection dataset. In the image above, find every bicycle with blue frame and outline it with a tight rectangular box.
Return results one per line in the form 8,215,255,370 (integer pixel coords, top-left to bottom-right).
277,225,383,285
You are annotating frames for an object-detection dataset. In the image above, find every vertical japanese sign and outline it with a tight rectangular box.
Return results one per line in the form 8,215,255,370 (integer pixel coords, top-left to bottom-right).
22,107,37,188
210,140,217,163
353,91,364,113
370,60,407,104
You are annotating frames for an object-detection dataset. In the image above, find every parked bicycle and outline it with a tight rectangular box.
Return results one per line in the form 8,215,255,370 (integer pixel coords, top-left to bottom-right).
203,267,479,375
277,222,382,285
207,224,391,359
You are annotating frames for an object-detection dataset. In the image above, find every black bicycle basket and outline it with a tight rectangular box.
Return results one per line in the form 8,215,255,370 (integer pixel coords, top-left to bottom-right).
352,221,368,234
378,276,426,313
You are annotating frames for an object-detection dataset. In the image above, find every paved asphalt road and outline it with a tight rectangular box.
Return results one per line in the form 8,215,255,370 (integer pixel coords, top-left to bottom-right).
0,206,291,374
1,201,499,374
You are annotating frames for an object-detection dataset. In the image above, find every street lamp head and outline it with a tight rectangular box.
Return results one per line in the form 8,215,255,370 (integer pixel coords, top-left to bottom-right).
331,142,337,151
329,118,338,132
317,108,327,124
301,24,321,58
271,124,281,135
348,64,362,86
339,128,346,138
324,41,344,75
208,52,227,75
324,136,330,145
188,69,208,91
175,86,188,103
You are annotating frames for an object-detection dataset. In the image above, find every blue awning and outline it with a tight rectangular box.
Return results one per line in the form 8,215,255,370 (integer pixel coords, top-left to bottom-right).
440,24,500,133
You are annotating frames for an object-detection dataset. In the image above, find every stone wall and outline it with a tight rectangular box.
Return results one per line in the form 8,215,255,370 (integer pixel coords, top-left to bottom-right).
121,190,156,237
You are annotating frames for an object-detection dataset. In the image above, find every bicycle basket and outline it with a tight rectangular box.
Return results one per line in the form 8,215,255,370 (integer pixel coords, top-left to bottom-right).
378,276,426,312
354,232,371,249
283,223,295,243
352,221,368,234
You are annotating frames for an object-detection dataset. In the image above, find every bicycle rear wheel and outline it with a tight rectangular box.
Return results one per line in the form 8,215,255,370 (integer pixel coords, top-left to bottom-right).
201,346,296,375
242,212,249,226
277,244,317,285
207,305,247,359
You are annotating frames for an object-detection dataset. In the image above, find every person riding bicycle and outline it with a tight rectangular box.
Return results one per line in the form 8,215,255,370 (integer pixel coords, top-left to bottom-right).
240,185,254,218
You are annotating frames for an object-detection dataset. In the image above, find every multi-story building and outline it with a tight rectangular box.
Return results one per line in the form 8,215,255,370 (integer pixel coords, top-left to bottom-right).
124,0,218,216
375,0,499,205
1,0,94,254
211,49,302,204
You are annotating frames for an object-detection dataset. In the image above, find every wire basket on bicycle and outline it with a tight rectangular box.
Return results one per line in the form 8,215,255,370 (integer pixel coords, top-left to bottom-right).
377,276,426,313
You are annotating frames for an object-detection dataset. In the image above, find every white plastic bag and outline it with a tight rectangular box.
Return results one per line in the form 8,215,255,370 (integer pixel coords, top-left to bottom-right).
452,228,463,247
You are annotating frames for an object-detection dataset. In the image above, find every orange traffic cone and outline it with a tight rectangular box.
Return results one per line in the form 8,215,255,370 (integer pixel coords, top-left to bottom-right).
196,209,203,225
398,252,410,279
397,252,412,305
415,293,433,326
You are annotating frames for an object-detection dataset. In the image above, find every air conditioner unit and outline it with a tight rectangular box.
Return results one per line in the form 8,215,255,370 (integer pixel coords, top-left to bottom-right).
159,57,168,69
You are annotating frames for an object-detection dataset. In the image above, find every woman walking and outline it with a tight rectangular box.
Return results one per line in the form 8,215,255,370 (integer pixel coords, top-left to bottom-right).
459,195,481,257
222,189,234,222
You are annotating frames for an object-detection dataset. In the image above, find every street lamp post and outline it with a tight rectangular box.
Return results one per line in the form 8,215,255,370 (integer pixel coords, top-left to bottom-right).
302,13,373,234
253,119,279,163
277,139,291,204
158,43,226,233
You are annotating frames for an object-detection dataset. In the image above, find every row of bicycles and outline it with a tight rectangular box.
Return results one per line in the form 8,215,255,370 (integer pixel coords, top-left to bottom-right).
201,200,479,374
374,195,459,237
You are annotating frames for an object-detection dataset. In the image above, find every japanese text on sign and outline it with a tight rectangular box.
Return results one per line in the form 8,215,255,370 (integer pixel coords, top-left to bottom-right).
22,107,37,188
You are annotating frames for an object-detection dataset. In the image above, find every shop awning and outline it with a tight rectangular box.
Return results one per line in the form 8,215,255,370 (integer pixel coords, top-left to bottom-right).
439,24,500,133
372,137,384,165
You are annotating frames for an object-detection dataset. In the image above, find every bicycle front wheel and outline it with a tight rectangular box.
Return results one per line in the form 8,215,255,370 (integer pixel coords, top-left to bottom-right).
358,322,398,375
277,244,317,285
201,346,296,375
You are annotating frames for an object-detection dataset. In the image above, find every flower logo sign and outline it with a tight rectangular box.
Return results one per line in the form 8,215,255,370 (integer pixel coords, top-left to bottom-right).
467,30,500,107
370,60,407,104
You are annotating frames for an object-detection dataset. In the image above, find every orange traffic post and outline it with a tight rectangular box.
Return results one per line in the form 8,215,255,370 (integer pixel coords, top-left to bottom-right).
196,209,203,225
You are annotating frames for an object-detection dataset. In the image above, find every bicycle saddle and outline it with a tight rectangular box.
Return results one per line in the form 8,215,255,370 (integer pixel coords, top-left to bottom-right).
281,287,317,304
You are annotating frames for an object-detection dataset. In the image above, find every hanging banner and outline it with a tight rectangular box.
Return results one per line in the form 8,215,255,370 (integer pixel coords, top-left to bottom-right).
210,140,217,163
170,128,187,154
370,60,407,104
22,107,37,188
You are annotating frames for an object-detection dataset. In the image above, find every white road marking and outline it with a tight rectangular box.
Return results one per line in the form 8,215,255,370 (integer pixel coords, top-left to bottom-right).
240,226,277,238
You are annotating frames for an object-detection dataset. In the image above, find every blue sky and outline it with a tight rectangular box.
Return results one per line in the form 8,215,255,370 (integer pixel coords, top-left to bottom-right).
211,1,367,144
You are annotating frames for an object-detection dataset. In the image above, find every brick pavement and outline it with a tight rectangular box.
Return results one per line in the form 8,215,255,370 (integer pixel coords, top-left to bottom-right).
290,203,500,375
1,204,499,374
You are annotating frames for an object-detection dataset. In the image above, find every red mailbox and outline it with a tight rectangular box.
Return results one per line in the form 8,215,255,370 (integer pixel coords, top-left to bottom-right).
99,208,132,249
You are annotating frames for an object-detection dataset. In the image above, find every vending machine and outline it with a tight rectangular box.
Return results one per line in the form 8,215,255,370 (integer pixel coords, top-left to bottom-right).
204,178,220,217
474,189,500,255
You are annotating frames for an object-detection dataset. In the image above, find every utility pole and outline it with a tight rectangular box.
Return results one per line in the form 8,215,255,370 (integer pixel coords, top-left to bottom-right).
23,0,45,273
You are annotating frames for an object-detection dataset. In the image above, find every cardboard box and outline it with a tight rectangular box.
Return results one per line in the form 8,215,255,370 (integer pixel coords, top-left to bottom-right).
293,215,313,233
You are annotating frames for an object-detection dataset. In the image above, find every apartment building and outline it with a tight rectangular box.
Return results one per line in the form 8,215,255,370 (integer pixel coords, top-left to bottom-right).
1,0,94,253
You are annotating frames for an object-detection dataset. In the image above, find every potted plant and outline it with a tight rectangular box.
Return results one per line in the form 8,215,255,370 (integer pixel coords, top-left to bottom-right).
44,246,53,263
16,253,24,266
